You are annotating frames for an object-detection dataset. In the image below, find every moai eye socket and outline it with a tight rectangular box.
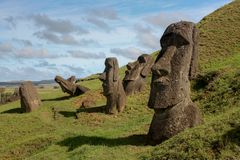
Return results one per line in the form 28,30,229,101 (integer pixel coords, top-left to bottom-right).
126,62,134,70
152,67,170,77
161,32,190,48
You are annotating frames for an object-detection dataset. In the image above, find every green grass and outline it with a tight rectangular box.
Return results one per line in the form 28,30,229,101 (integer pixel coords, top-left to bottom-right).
0,1,240,159
197,0,240,71
0,86,155,160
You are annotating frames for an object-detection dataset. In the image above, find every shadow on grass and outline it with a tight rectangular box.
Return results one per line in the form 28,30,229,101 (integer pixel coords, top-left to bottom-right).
58,134,147,151
58,106,105,118
77,105,105,113
42,95,73,102
1,107,23,114
222,125,240,145
192,71,220,91
211,125,240,155
59,111,76,118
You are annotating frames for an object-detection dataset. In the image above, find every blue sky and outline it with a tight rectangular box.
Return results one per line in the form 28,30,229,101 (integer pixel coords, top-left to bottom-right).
0,0,231,81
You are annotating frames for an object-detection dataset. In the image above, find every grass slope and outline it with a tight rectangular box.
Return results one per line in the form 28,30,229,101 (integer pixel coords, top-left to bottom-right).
0,1,240,159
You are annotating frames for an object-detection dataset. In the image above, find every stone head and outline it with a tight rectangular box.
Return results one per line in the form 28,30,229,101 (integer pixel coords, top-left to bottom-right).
99,57,119,95
148,21,199,109
124,54,154,81
54,75,75,94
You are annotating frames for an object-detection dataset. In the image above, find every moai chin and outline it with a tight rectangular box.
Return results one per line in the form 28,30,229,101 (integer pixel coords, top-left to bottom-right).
123,54,154,96
147,21,202,145
99,57,126,114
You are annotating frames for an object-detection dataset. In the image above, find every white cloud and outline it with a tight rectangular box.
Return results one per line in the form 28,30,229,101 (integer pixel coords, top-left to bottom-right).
0,43,14,53
110,47,144,60
68,50,106,59
144,12,189,29
86,16,110,31
4,16,17,29
15,47,60,59
134,24,159,49
88,7,119,20
32,14,88,34
0,66,56,81
62,65,85,76
12,38,32,46
34,61,56,67
34,30,79,45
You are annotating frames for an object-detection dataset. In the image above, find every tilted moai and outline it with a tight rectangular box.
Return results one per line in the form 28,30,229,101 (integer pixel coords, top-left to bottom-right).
123,54,154,96
67,76,76,83
147,21,202,145
99,57,126,114
55,75,89,96
19,81,41,112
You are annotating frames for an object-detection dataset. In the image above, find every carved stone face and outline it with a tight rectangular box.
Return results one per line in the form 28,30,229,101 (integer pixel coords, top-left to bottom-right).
99,57,119,96
123,54,154,95
124,54,154,81
55,75,76,95
148,21,198,109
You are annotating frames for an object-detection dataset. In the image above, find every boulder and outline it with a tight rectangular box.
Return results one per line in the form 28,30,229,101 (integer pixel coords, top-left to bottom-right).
19,81,41,112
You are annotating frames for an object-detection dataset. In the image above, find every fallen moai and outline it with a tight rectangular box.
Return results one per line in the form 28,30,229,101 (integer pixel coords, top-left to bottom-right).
99,57,126,114
55,75,89,96
147,21,202,145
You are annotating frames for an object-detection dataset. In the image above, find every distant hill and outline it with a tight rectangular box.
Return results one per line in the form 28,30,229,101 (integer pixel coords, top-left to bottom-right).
0,79,56,87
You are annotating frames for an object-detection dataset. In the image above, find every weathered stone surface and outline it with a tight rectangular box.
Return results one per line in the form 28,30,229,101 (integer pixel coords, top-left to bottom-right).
123,54,154,95
55,75,89,96
19,81,41,112
67,76,76,83
147,21,202,145
99,57,126,114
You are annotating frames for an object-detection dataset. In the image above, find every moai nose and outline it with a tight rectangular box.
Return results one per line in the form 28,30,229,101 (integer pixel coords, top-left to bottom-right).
152,46,176,77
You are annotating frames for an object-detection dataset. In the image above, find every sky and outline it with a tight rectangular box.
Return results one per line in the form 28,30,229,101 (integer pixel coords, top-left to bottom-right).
0,0,232,82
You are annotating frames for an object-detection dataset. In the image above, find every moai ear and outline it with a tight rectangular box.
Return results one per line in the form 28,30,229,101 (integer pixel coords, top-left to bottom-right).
141,56,154,77
189,26,199,80
113,58,119,82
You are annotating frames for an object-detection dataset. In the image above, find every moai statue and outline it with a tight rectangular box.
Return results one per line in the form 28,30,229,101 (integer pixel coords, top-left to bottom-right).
19,81,41,112
123,54,154,96
99,57,126,114
147,21,202,145
67,76,76,83
55,75,89,96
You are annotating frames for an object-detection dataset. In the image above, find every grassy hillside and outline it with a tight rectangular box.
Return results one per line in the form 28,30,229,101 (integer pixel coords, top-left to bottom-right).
143,0,240,159
0,1,240,159
197,0,240,71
